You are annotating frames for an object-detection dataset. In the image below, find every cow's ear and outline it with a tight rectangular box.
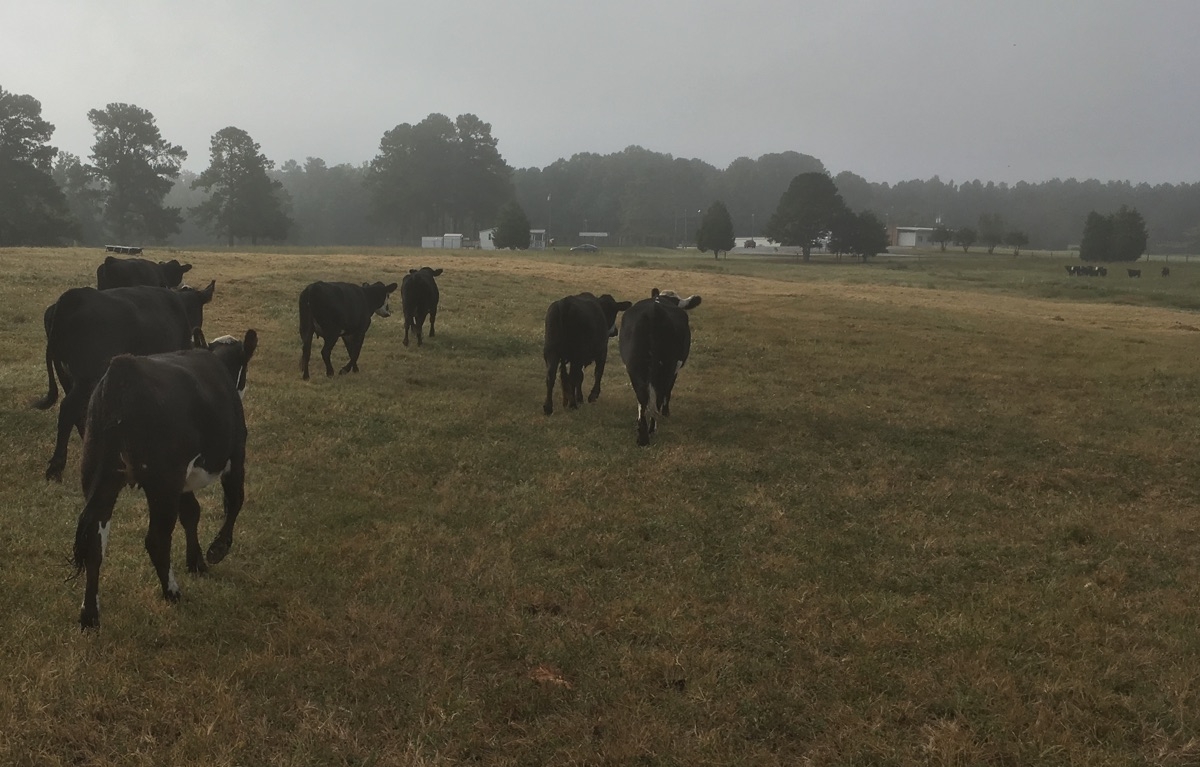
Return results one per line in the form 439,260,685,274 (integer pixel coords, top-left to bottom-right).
409,269,417,275
617,301,633,311
242,329,259,362
386,282,398,293
650,287,660,298
432,269,444,276
200,280,216,303
679,295,702,310
180,263,193,273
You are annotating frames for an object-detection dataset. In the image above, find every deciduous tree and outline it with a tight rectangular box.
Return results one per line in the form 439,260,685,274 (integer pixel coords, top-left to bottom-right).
765,172,847,261
0,86,76,245
88,103,187,242
978,212,1006,254
1110,205,1148,262
1080,206,1147,262
933,225,953,252
1005,230,1029,256
851,210,890,262
954,226,977,253
367,113,512,242
696,200,735,259
191,126,291,245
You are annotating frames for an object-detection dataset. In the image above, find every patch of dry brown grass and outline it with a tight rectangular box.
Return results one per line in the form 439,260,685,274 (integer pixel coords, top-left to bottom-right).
3,247,1200,764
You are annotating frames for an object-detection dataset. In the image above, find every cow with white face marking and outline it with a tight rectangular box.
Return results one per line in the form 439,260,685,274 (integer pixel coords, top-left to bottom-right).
298,280,398,379
401,267,443,347
618,288,702,446
543,292,632,415
96,256,193,290
35,282,215,482
72,330,258,630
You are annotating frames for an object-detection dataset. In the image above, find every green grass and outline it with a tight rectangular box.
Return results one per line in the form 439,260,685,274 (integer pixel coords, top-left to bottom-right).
3,247,1200,765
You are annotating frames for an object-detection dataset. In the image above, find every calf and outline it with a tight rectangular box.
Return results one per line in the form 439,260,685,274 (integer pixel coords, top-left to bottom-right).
543,292,632,415
35,282,215,482
618,288,702,446
401,267,443,346
72,330,258,630
96,256,193,289
299,280,397,379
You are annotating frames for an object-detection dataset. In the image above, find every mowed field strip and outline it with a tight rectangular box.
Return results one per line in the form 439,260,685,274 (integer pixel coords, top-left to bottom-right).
3,247,1200,765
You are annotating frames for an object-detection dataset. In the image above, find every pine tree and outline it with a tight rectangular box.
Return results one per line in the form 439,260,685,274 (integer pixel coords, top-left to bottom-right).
696,200,735,259
492,201,531,249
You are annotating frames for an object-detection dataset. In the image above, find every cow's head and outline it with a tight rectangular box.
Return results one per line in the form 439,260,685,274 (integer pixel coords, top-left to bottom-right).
409,267,444,277
363,281,399,317
650,287,702,310
178,280,216,337
597,294,633,337
208,329,259,400
160,259,193,288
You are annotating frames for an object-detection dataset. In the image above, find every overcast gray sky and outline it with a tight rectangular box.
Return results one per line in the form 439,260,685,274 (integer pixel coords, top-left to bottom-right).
5,1,1198,185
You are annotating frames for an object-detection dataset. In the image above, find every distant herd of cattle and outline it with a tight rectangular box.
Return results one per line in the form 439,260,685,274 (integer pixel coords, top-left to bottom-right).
1065,264,1169,278
35,253,702,628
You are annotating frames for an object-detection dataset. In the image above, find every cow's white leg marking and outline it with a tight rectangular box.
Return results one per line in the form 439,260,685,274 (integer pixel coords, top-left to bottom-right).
167,567,180,596
98,520,109,557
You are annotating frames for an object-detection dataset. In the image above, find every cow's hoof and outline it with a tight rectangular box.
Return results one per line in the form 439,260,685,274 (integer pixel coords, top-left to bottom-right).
45,464,64,483
187,559,208,575
206,540,230,565
79,610,99,631
164,588,181,603
587,393,600,403
543,404,553,416
403,339,410,347
302,372,310,381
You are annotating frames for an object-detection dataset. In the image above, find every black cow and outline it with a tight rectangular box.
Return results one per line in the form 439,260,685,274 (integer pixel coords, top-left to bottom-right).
618,288,702,446
35,282,215,482
96,256,193,290
401,267,443,347
1128,268,1142,278
298,280,398,379
1162,266,1171,277
72,330,258,630
543,292,632,415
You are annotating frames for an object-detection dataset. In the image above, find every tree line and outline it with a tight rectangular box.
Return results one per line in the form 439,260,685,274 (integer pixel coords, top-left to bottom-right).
3,83,1197,254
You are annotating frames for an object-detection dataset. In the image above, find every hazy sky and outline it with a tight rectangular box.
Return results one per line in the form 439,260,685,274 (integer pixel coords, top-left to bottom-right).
5,1,1198,185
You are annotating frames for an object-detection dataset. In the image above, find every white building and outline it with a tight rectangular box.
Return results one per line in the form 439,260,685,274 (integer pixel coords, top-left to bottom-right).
421,233,464,249
891,226,936,248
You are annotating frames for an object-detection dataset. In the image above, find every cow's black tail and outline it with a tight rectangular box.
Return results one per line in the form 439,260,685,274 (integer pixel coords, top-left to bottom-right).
72,360,137,576
32,303,59,410
633,303,662,420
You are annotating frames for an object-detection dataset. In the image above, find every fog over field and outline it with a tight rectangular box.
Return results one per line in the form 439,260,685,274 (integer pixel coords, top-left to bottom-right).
4,0,1199,184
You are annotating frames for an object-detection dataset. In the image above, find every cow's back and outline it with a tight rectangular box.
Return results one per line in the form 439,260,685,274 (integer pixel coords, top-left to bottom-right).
303,281,371,336
620,299,690,369
402,269,440,312
50,287,196,380
546,294,606,364
97,257,154,289
88,350,245,482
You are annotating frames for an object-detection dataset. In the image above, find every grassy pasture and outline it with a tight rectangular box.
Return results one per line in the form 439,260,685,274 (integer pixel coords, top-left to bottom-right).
3,247,1200,765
